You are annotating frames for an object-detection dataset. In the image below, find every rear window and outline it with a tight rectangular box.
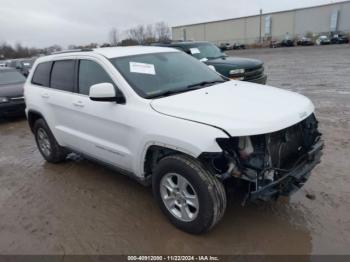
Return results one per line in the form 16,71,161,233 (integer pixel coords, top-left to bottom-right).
50,60,75,92
31,62,52,87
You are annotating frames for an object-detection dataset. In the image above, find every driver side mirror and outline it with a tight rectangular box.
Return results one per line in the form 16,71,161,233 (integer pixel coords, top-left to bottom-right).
89,83,125,104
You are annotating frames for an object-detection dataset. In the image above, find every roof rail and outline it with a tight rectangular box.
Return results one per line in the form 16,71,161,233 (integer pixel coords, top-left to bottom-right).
52,48,93,55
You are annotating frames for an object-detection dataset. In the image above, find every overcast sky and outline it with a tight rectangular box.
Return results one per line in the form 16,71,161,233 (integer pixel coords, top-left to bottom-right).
0,0,345,48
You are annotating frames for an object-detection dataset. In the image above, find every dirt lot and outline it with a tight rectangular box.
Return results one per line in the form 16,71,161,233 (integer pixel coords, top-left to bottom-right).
0,45,349,255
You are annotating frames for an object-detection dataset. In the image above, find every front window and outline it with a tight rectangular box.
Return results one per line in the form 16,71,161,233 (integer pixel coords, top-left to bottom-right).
0,70,26,85
78,60,115,95
185,43,225,60
110,52,225,98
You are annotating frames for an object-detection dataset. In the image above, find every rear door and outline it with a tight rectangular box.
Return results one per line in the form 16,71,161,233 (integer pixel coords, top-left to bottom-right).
29,61,55,130
44,59,78,145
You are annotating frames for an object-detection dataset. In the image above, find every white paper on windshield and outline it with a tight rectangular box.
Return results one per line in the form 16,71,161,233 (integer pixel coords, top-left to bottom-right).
200,58,208,62
129,62,156,75
190,48,200,54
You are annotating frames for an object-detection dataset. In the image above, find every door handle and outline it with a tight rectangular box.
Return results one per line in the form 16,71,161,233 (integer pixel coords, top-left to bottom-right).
73,101,85,107
41,93,49,99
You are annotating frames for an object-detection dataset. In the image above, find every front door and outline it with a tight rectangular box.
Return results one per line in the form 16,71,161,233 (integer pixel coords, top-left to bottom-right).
67,59,133,171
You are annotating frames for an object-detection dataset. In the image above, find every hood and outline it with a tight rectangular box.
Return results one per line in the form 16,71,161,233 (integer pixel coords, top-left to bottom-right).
0,82,24,98
206,57,262,69
150,81,314,137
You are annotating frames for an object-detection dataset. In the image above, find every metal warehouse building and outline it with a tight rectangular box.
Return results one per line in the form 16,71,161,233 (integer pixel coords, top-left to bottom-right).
172,1,350,45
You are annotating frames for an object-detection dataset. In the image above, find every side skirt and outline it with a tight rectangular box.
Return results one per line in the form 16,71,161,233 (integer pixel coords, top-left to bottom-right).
66,149,152,187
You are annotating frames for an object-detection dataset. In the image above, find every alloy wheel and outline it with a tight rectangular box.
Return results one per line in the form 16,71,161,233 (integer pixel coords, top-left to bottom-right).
160,173,199,222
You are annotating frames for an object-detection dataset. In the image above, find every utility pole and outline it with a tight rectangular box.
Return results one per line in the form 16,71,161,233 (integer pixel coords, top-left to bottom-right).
259,9,263,44
183,28,187,41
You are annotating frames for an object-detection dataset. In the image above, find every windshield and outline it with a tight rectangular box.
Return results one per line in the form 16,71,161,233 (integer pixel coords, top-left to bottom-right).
110,52,225,98
185,43,225,60
0,70,26,85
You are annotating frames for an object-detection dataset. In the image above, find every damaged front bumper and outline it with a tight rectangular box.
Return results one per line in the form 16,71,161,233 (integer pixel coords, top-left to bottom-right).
249,140,324,202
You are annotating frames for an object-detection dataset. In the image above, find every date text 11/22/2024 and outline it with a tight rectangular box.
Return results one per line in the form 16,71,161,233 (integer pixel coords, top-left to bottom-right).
127,256,219,261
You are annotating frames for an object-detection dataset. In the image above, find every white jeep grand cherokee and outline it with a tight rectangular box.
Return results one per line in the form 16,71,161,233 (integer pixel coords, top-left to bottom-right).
24,46,323,234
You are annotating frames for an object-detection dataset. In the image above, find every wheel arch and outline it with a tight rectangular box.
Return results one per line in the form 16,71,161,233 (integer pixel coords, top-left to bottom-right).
141,142,225,180
27,110,46,133
141,143,199,179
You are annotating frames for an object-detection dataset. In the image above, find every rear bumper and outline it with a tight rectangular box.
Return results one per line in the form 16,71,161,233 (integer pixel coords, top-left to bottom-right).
245,74,267,85
249,140,324,201
0,100,25,117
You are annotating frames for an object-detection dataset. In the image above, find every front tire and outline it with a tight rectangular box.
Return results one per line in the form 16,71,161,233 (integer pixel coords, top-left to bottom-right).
34,119,68,163
153,154,226,234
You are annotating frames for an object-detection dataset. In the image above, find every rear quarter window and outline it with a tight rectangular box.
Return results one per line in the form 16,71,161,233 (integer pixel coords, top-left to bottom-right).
31,62,53,87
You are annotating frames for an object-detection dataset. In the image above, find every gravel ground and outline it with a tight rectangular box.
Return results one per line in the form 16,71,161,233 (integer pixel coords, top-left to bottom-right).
0,44,349,255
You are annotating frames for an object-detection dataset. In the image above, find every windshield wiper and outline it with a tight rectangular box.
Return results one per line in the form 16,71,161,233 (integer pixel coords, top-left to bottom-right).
148,80,226,99
186,80,225,89
148,89,189,99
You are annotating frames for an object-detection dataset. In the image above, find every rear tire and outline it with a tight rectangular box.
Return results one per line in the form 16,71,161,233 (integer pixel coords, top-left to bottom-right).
34,119,68,163
153,154,226,234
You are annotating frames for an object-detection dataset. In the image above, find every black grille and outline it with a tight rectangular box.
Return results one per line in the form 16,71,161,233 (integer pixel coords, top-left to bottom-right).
244,65,264,81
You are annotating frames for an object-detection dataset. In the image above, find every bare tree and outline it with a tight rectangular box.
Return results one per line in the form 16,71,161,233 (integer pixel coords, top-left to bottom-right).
144,24,156,44
44,45,62,54
119,38,139,46
0,42,64,58
109,27,119,46
68,44,78,50
127,28,137,42
145,24,154,39
122,22,171,45
127,25,146,44
155,22,171,42
15,43,26,57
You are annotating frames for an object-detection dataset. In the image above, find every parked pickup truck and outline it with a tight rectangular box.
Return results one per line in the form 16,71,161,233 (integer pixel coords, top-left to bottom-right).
153,41,267,84
24,47,323,234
